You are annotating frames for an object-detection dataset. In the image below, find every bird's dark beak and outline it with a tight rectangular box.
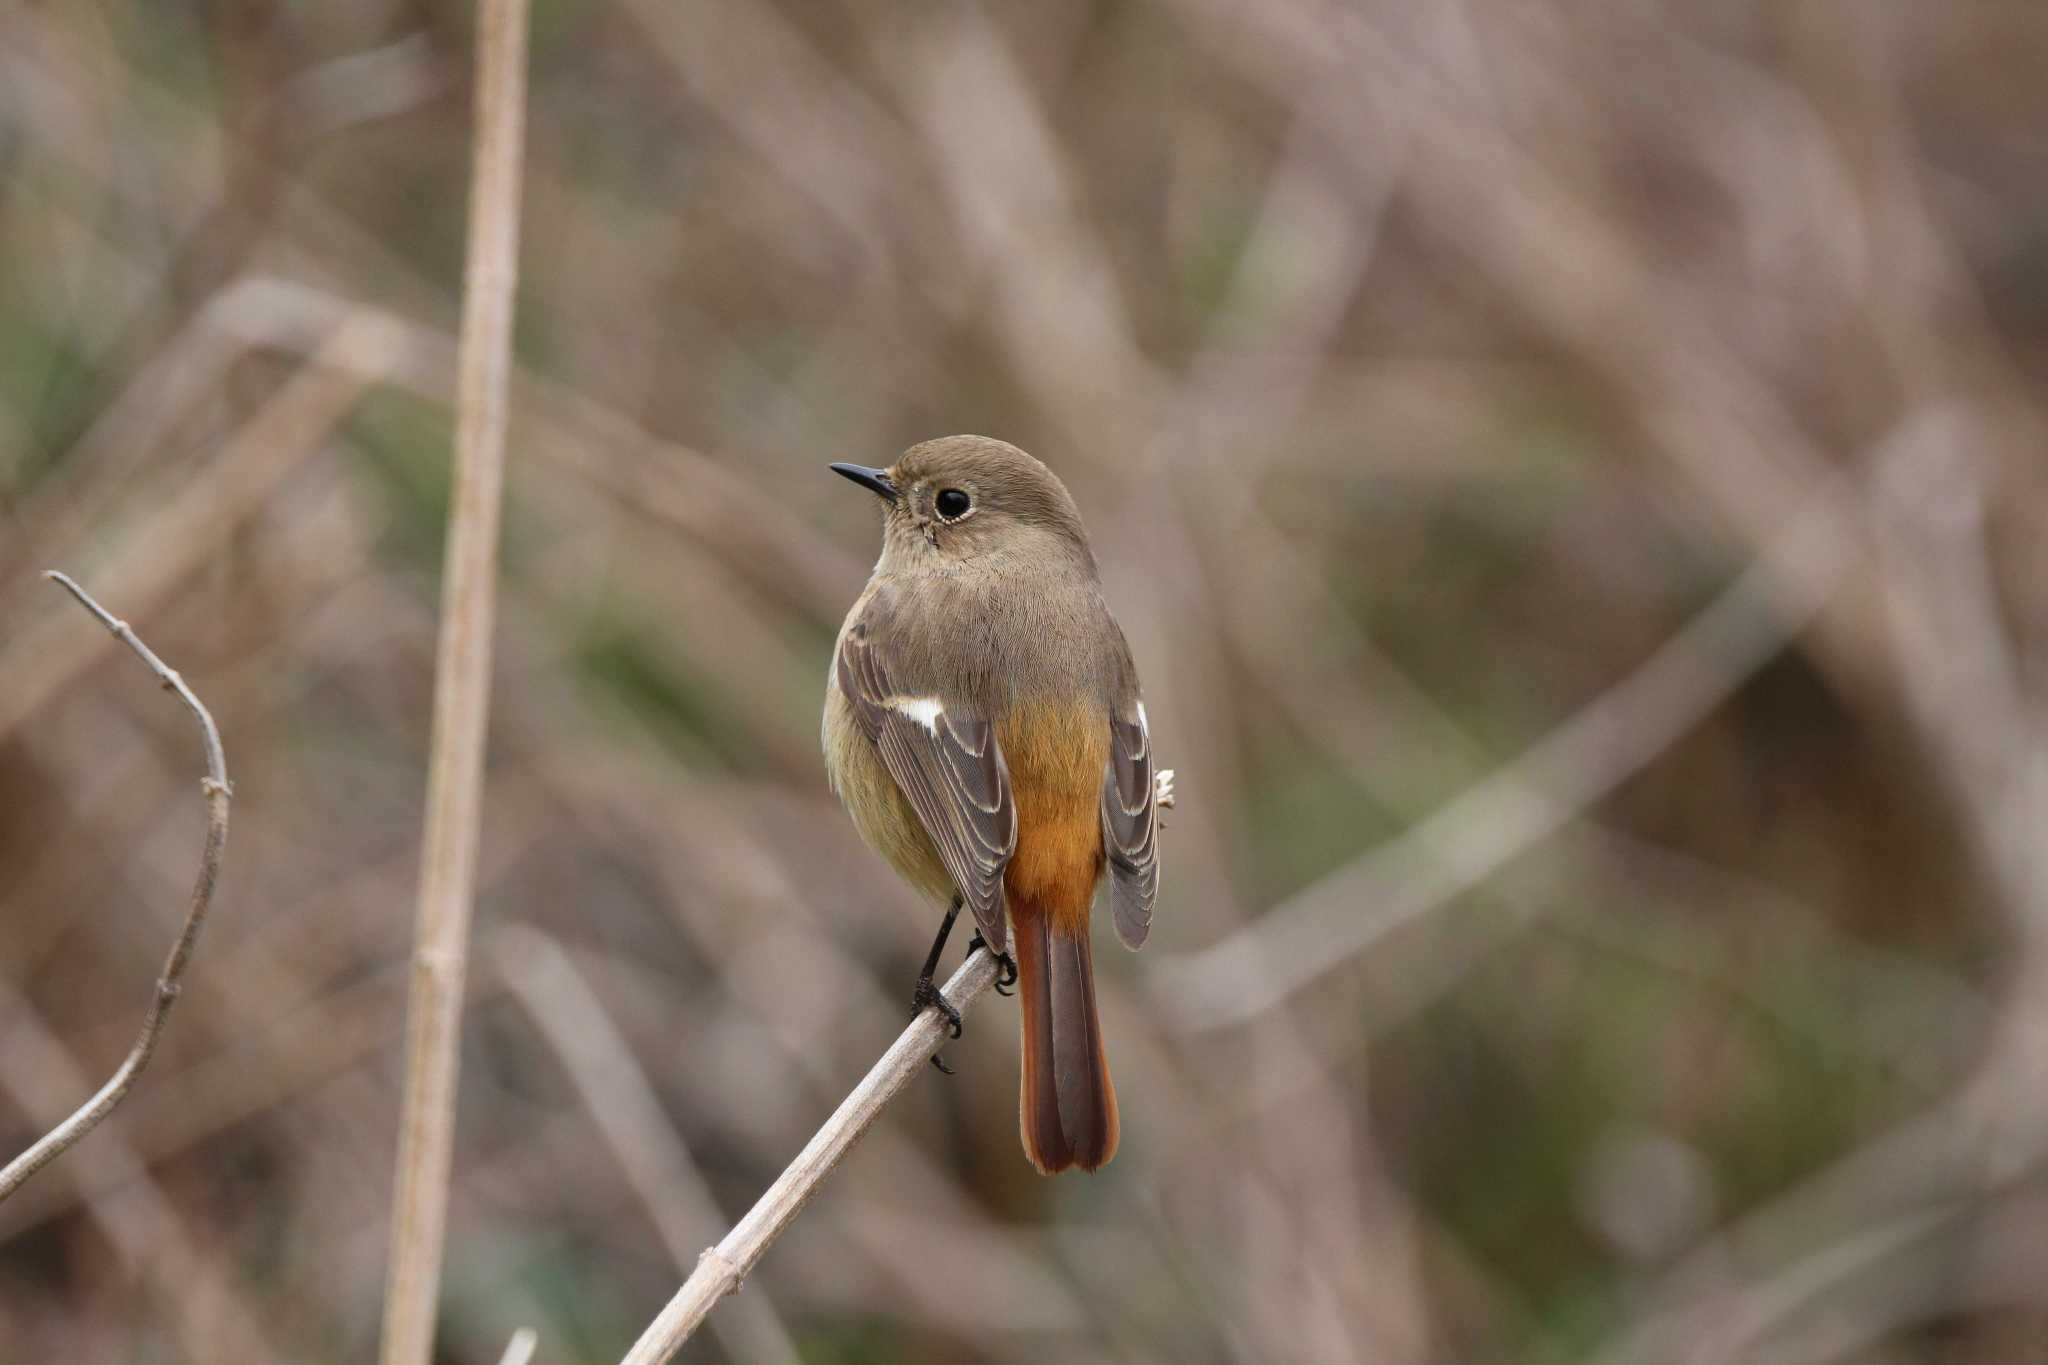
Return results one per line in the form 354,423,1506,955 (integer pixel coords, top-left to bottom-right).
829,462,898,503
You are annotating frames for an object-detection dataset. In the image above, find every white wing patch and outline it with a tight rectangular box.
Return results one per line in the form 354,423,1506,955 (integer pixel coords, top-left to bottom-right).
1140,706,1171,806
892,696,945,733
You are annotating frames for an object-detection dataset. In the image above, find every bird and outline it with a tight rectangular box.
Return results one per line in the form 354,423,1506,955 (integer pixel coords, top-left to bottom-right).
822,435,1162,1174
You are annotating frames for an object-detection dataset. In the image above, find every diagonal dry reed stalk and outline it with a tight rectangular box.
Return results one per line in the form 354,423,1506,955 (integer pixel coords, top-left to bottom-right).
620,947,1001,1365
497,1327,539,1365
493,927,803,1364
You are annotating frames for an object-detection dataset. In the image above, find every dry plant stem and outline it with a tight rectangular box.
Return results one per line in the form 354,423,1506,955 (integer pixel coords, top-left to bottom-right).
497,1327,539,1365
621,947,1002,1365
379,1,530,1362
493,928,802,1364
0,981,281,1360
0,572,230,1204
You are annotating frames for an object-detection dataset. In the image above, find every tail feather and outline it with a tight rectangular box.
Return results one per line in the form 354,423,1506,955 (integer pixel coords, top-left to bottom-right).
1015,910,1118,1173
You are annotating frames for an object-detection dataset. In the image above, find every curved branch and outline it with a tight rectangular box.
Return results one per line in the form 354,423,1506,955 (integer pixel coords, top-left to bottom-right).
0,572,231,1204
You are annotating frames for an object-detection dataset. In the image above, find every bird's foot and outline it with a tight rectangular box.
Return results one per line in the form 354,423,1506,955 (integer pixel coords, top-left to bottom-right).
967,932,1019,996
911,974,963,1037
913,974,962,1073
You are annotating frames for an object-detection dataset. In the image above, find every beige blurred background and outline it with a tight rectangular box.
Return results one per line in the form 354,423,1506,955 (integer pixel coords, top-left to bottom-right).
4,2,2048,1361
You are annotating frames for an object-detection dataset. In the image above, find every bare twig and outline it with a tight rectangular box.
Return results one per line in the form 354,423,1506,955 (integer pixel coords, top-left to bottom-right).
497,1327,539,1365
0,964,412,1245
0,572,231,1203
379,1,531,1361
0,981,280,1360
620,947,1002,1365
493,927,802,1364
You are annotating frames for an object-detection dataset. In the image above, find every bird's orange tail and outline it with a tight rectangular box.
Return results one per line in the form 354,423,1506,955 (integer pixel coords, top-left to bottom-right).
1014,905,1118,1173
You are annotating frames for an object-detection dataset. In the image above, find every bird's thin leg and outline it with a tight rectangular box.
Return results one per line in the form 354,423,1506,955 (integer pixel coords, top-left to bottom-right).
913,897,964,1072
915,897,961,998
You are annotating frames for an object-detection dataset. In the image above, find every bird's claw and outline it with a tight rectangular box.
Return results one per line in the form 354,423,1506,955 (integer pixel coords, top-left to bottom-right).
967,932,1019,996
913,974,962,1073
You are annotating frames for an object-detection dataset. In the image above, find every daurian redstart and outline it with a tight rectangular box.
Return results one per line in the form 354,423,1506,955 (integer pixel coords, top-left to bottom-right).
823,436,1162,1174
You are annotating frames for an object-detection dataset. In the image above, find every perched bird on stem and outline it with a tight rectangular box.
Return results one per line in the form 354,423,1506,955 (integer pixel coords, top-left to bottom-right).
824,436,1164,1173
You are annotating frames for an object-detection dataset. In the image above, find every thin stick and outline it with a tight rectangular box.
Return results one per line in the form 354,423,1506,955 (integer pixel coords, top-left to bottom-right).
378,1,531,1361
0,572,231,1203
497,1327,539,1365
493,928,803,1364
620,947,1002,1365
0,981,280,1361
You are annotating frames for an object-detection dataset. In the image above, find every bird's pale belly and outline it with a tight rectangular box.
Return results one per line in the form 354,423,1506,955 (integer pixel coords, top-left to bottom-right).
823,682,957,906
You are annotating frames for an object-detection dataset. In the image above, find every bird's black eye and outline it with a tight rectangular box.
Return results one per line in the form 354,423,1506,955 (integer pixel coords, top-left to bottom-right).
934,488,972,520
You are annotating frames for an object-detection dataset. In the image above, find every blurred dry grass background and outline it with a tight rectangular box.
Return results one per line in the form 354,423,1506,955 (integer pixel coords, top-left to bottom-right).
4,1,2048,1361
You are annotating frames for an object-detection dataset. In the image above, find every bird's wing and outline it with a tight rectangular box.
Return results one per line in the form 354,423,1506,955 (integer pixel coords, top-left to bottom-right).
835,590,1018,950
1100,699,1160,950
